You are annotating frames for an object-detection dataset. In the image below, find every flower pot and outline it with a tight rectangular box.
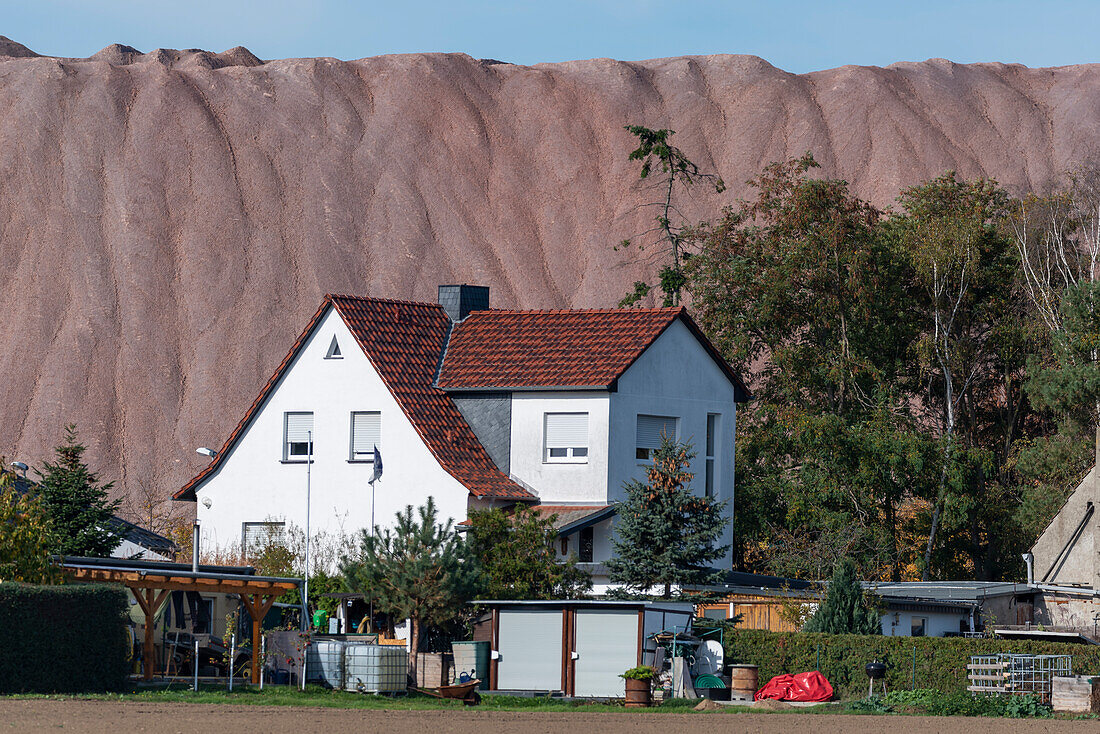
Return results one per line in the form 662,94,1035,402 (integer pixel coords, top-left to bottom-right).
624,677,652,708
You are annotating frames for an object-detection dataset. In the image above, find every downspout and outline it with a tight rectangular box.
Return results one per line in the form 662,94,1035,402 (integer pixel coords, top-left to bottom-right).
192,520,200,573
1022,553,1034,585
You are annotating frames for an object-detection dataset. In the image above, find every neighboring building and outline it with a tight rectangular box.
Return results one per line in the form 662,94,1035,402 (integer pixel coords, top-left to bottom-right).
174,285,749,584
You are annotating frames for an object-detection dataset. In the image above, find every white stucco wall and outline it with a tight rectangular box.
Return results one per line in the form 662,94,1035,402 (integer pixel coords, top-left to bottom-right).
509,392,610,504
609,319,738,567
881,609,969,637
191,307,470,555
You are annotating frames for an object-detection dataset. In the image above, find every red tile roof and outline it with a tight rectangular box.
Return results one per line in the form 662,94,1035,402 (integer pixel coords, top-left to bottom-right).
175,295,535,502
437,307,750,399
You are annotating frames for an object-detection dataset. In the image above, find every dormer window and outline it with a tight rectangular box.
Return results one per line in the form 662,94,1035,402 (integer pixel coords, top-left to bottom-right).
324,335,342,359
544,412,588,463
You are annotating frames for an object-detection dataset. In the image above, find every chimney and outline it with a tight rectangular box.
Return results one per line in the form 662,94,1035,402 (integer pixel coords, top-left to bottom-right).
438,284,489,322
1022,552,1034,585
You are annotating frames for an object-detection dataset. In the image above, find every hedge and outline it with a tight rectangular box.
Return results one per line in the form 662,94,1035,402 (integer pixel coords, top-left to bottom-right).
720,628,1100,700
0,583,130,693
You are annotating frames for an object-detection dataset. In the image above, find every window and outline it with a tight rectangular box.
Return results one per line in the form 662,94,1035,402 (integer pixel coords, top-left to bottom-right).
283,412,313,460
560,537,569,556
702,607,727,620
242,521,286,555
579,527,594,562
705,413,719,498
911,617,927,637
324,335,342,359
350,411,381,461
544,412,588,463
636,415,678,460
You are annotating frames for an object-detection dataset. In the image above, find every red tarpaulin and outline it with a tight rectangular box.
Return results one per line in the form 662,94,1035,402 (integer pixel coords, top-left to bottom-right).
754,671,834,702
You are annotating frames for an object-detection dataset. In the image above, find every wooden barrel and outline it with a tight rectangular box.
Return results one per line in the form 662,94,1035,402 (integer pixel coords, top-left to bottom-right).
624,677,652,708
729,664,759,698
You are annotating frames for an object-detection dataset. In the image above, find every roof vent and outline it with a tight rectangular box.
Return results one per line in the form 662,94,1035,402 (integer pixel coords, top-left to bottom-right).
438,284,489,322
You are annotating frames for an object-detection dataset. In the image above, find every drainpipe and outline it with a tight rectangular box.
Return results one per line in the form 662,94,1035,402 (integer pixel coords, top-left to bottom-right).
192,520,200,573
1022,553,1034,585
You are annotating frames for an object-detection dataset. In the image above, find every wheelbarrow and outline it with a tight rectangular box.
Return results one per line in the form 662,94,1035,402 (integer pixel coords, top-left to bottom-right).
415,678,482,705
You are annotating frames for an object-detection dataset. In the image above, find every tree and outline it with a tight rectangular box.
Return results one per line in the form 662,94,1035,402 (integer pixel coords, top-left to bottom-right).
0,469,60,583
804,559,881,635
340,498,479,682
466,505,591,600
618,126,725,307
607,437,729,597
35,425,121,558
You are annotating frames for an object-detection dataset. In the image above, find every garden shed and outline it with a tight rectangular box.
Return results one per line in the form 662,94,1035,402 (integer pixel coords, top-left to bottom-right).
473,600,694,698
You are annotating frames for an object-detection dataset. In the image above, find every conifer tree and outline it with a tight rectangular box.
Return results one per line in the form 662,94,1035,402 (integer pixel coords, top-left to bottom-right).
341,497,480,682
35,424,121,558
607,437,729,598
804,558,882,635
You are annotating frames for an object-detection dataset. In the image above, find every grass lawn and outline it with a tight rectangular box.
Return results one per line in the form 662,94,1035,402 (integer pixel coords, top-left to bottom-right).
8,685,730,712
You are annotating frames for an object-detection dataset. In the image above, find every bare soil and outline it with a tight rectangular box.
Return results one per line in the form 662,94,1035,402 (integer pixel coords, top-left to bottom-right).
2,700,1097,734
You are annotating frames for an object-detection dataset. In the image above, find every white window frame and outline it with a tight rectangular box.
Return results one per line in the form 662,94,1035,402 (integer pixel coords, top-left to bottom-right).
636,414,678,462
283,411,314,462
242,521,286,555
543,412,589,464
349,411,381,462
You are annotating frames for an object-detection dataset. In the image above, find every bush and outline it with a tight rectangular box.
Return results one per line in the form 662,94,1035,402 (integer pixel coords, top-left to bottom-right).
0,583,130,693
717,626,1100,700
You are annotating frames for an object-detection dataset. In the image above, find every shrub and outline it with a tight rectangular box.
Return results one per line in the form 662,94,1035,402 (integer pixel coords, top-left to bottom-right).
621,665,657,680
0,582,130,693
717,626,1100,700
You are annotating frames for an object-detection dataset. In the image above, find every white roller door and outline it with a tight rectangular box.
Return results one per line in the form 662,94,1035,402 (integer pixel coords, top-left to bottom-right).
574,609,639,697
497,609,563,691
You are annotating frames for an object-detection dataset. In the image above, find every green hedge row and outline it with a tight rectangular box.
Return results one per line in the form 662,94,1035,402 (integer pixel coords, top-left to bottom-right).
720,628,1100,700
0,583,130,693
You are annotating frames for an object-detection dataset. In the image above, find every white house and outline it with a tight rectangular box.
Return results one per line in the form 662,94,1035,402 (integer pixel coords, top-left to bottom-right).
174,285,749,587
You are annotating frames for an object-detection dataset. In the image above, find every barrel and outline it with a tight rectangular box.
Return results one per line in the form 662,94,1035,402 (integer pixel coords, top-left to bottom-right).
729,664,759,698
624,677,652,708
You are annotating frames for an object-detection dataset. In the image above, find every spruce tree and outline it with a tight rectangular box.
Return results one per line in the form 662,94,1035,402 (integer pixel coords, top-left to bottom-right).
340,497,480,682
804,558,882,635
34,424,122,557
607,437,729,598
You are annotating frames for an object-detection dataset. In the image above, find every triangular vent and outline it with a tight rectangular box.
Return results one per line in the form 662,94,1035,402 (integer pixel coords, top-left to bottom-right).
324,335,342,359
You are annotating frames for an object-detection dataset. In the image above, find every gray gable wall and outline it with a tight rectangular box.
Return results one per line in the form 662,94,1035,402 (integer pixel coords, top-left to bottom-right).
1031,467,1099,587
452,392,512,475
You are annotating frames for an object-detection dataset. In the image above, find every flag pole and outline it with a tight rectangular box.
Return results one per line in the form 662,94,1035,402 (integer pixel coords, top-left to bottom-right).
368,445,381,634
302,430,312,633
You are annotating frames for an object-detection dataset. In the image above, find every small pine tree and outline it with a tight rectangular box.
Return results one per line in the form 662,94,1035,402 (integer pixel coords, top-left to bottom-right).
340,497,480,682
34,424,122,558
607,436,729,598
804,558,882,635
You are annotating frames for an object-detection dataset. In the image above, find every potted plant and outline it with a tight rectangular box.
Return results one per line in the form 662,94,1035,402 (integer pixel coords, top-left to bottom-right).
621,665,656,708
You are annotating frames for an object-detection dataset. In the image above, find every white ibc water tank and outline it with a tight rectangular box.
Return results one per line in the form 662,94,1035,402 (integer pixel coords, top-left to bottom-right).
306,639,347,689
344,644,408,693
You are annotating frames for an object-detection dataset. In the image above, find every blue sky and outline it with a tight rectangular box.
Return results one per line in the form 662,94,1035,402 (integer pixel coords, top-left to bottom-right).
5,1,1099,72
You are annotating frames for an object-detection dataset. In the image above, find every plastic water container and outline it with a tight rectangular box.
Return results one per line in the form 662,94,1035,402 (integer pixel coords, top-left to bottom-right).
451,640,489,690
344,643,407,693
306,639,346,689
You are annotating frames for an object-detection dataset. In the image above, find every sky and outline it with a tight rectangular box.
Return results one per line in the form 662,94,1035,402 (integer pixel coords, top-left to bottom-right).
4,0,1100,73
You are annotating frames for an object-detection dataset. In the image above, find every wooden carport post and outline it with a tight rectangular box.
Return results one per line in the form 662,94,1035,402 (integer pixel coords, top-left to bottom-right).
130,587,170,681
239,592,279,684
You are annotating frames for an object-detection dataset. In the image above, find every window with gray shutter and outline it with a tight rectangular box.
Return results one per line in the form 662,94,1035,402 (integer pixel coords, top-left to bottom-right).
350,411,381,461
636,414,678,460
284,412,314,460
544,412,588,462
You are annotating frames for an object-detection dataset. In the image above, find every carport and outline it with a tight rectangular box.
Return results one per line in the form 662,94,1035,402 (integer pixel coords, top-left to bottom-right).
475,600,694,698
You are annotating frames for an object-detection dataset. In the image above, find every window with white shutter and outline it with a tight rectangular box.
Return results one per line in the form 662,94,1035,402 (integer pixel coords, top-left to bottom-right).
242,521,286,555
544,412,589,463
636,414,678,460
350,411,381,461
284,412,314,461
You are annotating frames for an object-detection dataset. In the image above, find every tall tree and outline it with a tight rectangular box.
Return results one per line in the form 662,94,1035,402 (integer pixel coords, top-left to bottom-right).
340,498,479,682
35,425,121,558
803,558,881,635
608,437,729,597
892,174,1022,579
618,126,724,307
466,505,591,600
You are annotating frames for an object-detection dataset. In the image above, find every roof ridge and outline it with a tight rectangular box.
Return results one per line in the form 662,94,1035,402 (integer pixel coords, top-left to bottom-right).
467,306,685,316
326,293,446,309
